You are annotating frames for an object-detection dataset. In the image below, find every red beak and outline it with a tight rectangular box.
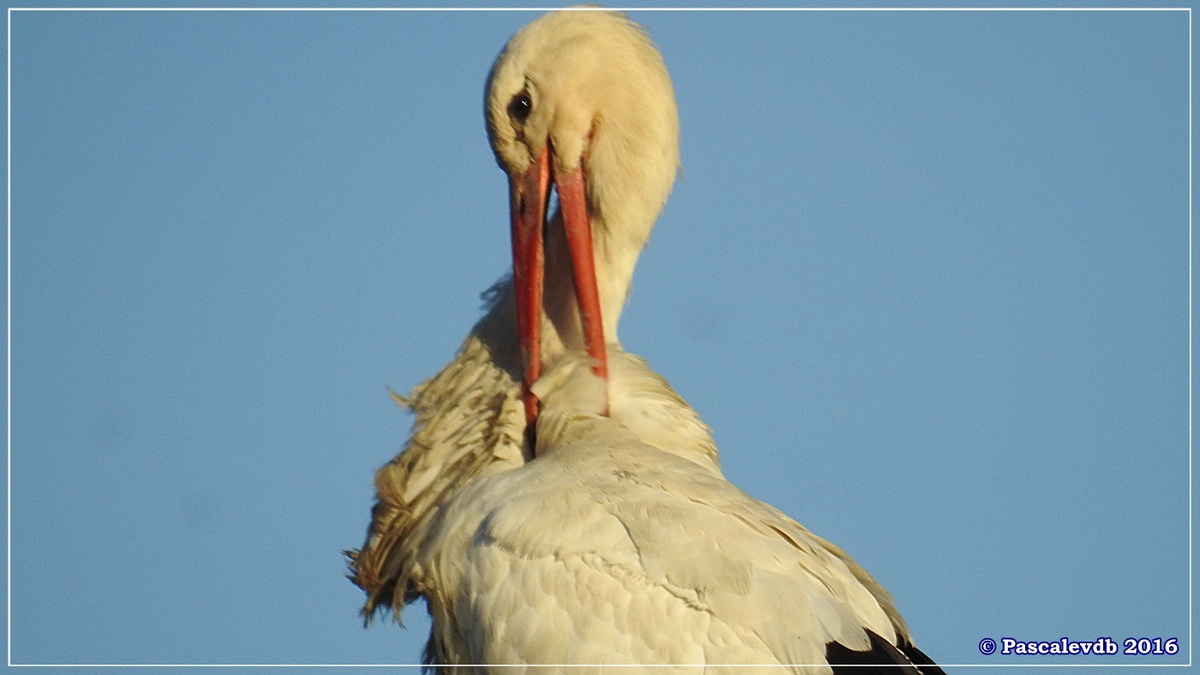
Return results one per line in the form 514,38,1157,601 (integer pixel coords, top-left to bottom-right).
509,142,609,431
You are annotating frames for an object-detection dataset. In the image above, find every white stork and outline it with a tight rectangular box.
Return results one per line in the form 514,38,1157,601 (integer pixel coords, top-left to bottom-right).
349,9,942,674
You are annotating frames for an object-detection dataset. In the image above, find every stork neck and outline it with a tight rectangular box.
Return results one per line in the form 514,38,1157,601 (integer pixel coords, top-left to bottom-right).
540,209,645,365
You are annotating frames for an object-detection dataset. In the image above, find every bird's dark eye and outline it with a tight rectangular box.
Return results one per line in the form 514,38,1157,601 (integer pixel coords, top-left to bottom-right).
508,90,532,123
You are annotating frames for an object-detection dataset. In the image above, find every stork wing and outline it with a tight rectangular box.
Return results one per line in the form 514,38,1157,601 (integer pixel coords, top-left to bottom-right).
826,628,946,675
422,415,936,672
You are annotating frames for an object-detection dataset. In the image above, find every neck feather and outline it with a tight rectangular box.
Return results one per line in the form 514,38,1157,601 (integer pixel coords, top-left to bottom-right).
540,206,650,365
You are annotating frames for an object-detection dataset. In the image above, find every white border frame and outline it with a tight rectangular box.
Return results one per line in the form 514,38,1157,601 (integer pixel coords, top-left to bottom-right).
4,5,1192,669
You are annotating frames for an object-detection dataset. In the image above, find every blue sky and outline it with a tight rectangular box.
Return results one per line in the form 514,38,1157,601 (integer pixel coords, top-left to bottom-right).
8,4,1191,670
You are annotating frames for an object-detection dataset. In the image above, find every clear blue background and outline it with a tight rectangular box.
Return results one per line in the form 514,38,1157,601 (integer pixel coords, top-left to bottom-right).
8,4,1191,670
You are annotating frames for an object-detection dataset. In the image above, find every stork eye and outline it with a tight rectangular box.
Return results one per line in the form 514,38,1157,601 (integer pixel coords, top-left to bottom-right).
508,90,532,123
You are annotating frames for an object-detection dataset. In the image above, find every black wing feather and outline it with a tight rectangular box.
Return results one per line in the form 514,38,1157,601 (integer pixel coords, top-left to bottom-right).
825,629,946,675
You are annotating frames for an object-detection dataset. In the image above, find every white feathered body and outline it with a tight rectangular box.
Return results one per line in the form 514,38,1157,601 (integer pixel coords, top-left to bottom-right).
372,341,911,673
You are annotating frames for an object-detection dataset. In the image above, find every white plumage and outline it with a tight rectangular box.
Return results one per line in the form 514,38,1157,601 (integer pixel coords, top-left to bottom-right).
349,9,941,674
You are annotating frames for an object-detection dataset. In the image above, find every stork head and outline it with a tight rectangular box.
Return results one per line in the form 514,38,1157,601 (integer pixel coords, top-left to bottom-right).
485,9,680,428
